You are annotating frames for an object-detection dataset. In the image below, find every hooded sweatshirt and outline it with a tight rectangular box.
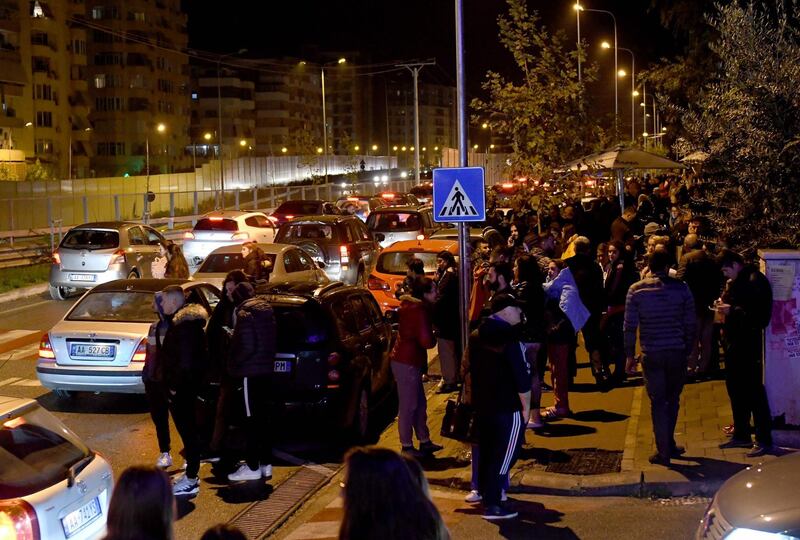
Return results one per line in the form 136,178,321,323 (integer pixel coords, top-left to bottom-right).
389,295,436,369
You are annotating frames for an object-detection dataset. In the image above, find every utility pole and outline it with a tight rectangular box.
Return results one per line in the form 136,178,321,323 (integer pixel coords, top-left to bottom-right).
454,0,469,356
396,60,435,183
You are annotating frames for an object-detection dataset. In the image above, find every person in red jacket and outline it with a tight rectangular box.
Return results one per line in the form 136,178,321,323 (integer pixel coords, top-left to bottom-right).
390,276,444,458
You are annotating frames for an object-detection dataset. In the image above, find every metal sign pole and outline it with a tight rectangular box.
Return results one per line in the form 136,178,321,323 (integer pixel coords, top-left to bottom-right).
455,0,470,354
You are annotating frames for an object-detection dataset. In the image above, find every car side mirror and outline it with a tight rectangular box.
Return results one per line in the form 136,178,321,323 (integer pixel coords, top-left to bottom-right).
374,233,385,242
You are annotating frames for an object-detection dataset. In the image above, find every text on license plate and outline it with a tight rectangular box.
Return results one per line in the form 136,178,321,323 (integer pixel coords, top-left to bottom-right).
70,274,96,282
61,497,102,538
274,360,292,373
70,343,115,358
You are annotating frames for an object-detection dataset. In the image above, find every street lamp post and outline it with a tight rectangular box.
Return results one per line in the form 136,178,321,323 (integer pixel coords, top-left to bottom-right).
603,42,636,143
144,123,166,223
320,57,346,186
574,3,582,83
581,6,618,139
216,48,247,207
397,60,436,183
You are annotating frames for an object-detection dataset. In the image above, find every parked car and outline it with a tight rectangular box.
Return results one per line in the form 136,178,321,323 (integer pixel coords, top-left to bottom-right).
182,210,277,270
696,452,800,540
256,281,395,441
191,243,330,289
270,199,340,226
376,192,421,206
335,195,386,221
366,205,441,248
36,279,219,398
367,239,459,313
274,215,379,286
49,222,168,301
0,395,114,539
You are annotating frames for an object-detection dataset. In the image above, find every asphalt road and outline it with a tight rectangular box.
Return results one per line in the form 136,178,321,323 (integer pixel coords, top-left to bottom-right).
0,292,385,539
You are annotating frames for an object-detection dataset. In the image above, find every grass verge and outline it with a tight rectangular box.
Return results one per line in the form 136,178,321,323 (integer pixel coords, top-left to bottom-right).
0,263,50,295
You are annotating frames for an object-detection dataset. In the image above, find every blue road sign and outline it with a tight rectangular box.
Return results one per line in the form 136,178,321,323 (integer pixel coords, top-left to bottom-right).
432,167,486,223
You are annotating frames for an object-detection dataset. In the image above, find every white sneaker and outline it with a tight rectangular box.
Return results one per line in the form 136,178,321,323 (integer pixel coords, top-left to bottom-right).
464,490,482,503
172,474,199,496
155,452,172,469
261,464,273,480
228,463,262,482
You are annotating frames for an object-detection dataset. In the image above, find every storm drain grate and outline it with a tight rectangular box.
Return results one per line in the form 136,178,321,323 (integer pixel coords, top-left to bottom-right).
228,463,338,539
544,448,622,475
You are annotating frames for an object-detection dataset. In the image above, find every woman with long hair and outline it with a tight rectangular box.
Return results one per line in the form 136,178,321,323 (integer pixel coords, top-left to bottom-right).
153,240,190,279
104,466,174,540
603,240,639,384
339,446,449,540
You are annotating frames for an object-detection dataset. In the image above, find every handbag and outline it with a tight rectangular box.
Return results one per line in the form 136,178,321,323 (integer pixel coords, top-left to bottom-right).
440,390,479,444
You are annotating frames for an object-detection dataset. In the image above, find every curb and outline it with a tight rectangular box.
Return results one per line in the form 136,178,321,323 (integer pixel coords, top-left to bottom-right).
0,283,48,303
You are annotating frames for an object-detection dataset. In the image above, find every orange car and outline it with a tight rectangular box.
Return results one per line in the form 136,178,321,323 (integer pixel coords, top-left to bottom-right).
367,239,459,313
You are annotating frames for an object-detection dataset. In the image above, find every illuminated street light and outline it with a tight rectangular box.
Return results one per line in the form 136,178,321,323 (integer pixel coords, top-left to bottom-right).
156,123,166,133
632,90,640,97
401,146,407,152
481,122,489,129
371,144,378,151
473,144,479,150
422,147,426,151
393,145,398,151
354,145,360,151
410,146,414,151
662,127,667,132
281,147,288,153
239,139,246,147
25,121,33,127
434,146,439,151
316,147,323,154
618,69,627,77
204,132,212,141
337,57,346,64
573,3,584,11
601,41,611,49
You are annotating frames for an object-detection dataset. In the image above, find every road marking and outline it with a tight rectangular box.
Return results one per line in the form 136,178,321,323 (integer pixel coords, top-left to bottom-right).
0,377,22,387
0,330,42,355
0,330,39,345
1,300,52,317
10,379,41,387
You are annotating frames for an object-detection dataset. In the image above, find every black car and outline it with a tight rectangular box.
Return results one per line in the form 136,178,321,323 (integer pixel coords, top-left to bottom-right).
258,281,395,441
274,215,379,286
270,199,340,226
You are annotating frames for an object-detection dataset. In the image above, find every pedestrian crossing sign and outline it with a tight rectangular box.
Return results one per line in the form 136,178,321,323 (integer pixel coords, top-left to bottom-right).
432,167,485,223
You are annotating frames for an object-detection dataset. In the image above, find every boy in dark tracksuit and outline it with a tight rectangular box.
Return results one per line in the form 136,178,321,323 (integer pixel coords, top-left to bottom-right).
469,293,531,520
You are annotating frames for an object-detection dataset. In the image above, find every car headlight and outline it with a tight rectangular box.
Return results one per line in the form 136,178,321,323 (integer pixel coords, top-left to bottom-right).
726,529,799,540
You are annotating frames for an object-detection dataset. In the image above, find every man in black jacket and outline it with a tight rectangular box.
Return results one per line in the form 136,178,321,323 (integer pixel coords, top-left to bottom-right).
155,285,209,496
433,250,460,393
227,282,278,482
716,250,774,457
468,293,531,520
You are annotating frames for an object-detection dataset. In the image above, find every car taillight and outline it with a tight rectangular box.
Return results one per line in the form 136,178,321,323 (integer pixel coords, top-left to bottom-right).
109,249,126,266
367,274,389,291
327,352,341,366
52,251,61,266
285,215,294,220
38,334,55,360
327,369,341,382
132,338,147,362
0,499,39,540
339,245,349,264
232,232,249,241
183,231,195,240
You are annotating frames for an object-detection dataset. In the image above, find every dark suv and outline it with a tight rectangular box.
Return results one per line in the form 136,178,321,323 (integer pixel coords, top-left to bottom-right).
270,199,340,226
258,281,394,441
274,215,379,286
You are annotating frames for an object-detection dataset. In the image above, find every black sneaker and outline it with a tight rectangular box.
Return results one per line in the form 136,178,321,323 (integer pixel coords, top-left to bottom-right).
671,445,686,457
420,441,444,454
401,446,424,459
746,443,772,458
482,505,518,521
719,439,752,450
648,453,670,466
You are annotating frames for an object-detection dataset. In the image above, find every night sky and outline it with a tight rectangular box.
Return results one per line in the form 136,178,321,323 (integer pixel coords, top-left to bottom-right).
186,1,678,120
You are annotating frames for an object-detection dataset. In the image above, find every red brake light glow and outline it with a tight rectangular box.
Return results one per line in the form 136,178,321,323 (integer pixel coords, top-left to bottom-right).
502,182,514,189
381,193,395,199
132,338,147,362
109,248,126,266
347,197,359,202
52,251,61,265
339,245,349,264
0,499,39,540
285,215,294,220
38,334,55,359
367,274,390,291
209,216,223,222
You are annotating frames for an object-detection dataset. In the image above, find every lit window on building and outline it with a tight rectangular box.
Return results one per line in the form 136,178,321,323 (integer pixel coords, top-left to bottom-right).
32,1,45,18
94,74,106,89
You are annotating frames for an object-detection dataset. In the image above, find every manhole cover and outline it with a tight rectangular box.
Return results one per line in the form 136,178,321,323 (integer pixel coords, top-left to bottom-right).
544,448,622,475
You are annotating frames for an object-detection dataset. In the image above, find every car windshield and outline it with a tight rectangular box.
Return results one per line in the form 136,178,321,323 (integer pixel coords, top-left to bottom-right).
194,218,238,231
275,201,321,215
377,251,441,275
198,252,276,273
276,223,337,242
367,212,422,232
271,302,330,350
61,229,119,250
67,291,158,323
0,404,90,498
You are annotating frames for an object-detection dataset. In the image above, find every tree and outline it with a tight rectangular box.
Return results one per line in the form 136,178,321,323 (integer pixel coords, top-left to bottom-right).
681,1,800,250
471,0,607,177
291,127,321,180
25,159,54,182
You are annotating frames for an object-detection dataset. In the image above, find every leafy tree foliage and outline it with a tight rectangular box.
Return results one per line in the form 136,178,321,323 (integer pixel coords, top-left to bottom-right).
681,1,800,249
471,0,607,177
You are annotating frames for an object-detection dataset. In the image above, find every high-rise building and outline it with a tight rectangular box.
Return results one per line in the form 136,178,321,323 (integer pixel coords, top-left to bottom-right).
86,0,190,176
387,80,457,166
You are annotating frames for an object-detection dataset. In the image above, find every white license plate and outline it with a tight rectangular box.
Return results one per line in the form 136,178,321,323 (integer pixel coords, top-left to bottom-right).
69,274,96,282
70,343,115,358
61,497,102,538
274,360,292,373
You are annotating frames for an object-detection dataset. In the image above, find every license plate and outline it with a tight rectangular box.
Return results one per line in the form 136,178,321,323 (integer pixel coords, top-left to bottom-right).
61,497,102,538
69,274,96,282
274,360,292,373
70,343,115,358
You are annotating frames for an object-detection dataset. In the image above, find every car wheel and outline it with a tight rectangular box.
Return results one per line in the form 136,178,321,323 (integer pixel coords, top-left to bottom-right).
349,383,370,443
127,270,139,279
53,389,75,400
48,284,70,301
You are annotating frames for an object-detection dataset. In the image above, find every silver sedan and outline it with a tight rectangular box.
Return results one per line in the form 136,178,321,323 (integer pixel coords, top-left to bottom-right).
0,395,114,539
36,279,219,397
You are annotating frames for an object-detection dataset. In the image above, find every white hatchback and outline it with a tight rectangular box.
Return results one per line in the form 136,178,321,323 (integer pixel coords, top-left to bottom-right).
0,396,113,540
182,210,277,270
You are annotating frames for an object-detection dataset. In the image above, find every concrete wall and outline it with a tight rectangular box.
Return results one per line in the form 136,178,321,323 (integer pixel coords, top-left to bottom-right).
440,147,511,185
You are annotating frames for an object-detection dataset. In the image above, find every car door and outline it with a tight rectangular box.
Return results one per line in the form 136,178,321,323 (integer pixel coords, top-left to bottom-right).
350,219,377,271
282,247,313,282
141,226,167,276
328,292,372,388
352,293,392,390
296,248,328,284
421,209,437,237
126,226,152,276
